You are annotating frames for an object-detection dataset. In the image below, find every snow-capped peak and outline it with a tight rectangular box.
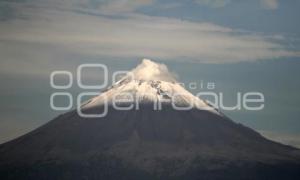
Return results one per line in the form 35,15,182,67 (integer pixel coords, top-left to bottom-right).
82,59,220,115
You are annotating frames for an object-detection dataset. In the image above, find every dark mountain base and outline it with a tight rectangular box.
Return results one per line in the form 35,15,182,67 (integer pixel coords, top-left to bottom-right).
1,104,300,179
1,158,300,180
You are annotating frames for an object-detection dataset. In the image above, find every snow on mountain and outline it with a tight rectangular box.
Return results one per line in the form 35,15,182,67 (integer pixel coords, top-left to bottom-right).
82,59,220,114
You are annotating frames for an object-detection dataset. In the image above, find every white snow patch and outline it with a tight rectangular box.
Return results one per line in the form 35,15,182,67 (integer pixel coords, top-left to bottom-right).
82,59,220,115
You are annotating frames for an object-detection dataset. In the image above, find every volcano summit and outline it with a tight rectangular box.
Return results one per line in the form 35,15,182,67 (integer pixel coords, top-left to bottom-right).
0,59,300,180
80,59,220,116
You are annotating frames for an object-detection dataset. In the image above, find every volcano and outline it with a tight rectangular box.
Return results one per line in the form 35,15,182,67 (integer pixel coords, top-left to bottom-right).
0,59,300,180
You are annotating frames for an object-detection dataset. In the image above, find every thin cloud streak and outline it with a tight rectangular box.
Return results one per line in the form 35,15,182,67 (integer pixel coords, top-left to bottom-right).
260,0,279,10
0,7,299,66
194,0,231,8
0,0,299,77
260,130,300,148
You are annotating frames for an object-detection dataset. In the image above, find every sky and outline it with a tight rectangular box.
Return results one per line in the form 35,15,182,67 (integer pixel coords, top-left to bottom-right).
0,0,300,147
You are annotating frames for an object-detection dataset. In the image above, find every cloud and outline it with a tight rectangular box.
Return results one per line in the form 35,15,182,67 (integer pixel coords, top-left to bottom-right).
194,0,231,8
158,2,182,10
259,130,300,148
0,0,299,77
130,58,177,82
260,0,278,10
1,6,299,68
92,0,155,14
0,0,155,15
195,0,279,10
